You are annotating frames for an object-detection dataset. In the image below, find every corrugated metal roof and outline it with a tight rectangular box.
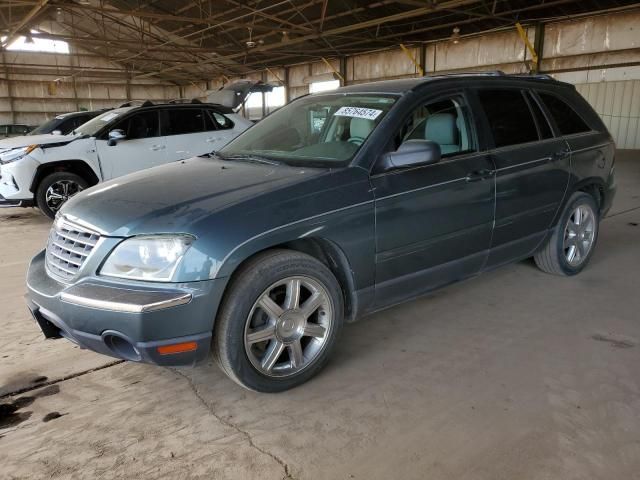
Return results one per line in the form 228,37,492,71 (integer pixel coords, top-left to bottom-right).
1,0,639,83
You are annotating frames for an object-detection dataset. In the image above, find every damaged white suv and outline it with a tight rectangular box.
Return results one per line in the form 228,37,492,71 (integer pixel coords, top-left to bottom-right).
0,99,256,218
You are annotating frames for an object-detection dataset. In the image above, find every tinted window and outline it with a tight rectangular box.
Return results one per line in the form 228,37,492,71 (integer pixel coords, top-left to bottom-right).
538,93,591,135
400,95,475,156
57,118,77,134
12,125,29,134
113,111,160,139
526,93,553,140
209,111,233,130
165,109,206,135
477,89,538,148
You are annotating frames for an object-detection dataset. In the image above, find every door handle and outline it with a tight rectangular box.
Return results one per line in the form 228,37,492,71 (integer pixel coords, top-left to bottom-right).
465,169,494,182
150,144,165,151
552,148,571,160
206,137,219,143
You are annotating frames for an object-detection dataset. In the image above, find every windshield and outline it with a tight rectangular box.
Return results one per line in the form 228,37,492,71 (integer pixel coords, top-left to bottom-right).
29,118,61,136
219,93,397,167
74,109,127,137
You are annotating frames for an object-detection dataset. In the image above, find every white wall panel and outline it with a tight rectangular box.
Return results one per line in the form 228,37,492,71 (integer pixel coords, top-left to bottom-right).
577,80,640,149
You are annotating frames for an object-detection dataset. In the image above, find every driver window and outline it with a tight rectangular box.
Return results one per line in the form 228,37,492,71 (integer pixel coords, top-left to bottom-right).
395,95,475,157
111,111,160,140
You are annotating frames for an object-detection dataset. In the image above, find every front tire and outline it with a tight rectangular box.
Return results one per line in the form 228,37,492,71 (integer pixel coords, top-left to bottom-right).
35,171,88,219
213,250,344,392
534,192,599,276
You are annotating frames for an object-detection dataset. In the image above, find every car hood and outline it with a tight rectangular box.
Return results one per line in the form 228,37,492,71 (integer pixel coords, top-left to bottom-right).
0,133,78,151
62,156,329,237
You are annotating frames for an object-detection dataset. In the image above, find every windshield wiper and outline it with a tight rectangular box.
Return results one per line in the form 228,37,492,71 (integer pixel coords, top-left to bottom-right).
222,154,281,166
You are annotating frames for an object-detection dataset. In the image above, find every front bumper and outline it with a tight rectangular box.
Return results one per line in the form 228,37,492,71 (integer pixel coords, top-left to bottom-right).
0,157,38,205
26,250,227,366
0,193,34,208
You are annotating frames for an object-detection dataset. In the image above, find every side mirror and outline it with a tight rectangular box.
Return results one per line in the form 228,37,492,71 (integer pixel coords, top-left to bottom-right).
379,140,441,172
51,129,62,136
107,129,126,146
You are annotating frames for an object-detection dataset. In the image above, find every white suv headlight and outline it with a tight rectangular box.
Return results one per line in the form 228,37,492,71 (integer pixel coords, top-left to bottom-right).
0,145,37,164
100,235,194,282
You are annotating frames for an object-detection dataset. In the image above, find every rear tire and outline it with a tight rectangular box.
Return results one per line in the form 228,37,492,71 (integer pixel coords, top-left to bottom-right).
534,192,599,276
35,171,88,219
213,249,344,392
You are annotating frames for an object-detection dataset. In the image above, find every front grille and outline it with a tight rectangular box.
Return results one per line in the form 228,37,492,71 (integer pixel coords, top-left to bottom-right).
45,217,101,281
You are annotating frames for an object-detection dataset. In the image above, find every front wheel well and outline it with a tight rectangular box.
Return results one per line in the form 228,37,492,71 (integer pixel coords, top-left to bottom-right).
30,160,100,193
226,238,358,322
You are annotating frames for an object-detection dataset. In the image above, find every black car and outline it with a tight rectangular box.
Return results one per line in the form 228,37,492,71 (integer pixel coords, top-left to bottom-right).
27,110,109,136
0,124,33,137
26,72,616,392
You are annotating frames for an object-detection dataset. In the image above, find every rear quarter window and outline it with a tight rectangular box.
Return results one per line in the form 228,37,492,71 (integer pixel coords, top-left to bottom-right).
209,110,234,130
538,92,591,136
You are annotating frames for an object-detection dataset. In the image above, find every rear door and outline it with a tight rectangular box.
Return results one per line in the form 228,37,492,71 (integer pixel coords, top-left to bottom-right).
204,109,239,150
162,108,216,161
371,91,495,307
95,110,167,179
536,90,612,191
473,87,570,268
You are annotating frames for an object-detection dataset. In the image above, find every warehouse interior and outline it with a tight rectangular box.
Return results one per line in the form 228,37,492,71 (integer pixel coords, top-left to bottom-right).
1,1,640,479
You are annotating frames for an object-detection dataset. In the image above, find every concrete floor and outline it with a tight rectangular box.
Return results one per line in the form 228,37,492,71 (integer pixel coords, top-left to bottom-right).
1,151,639,480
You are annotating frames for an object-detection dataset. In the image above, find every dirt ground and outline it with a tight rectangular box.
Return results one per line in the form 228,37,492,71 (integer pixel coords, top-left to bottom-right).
1,152,639,480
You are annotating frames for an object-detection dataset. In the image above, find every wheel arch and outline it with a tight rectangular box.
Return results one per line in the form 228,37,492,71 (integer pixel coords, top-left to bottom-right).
571,177,606,212
30,160,100,193
222,237,360,323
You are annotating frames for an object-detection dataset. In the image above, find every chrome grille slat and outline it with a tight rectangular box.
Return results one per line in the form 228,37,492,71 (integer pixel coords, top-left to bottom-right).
51,240,91,257
46,258,78,276
45,217,101,281
48,249,83,267
55,231,98,247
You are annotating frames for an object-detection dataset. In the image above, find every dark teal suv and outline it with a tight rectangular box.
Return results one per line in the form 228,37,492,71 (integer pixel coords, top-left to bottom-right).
26,73,616,392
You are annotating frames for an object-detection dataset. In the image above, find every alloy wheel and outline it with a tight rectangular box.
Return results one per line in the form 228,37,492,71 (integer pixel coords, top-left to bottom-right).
244,276,333,378
45,180,83,212
563,203,596,267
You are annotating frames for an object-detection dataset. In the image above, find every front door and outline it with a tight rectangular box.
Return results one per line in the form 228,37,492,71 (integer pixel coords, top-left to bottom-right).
473,88,571,268
372,92,496,308
95,110,167,180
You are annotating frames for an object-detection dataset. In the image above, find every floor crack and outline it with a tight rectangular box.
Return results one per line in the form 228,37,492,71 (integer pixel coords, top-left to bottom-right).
174,370,297,480
0,360,124,399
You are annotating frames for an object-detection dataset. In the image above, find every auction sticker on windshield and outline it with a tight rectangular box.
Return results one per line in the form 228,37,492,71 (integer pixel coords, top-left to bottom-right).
334,106,382,120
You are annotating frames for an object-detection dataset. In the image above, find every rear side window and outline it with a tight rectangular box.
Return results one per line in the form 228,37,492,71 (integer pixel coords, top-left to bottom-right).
209,110,233,130
477,89,538,148
165,109,206,135
538,93,591,135
526,92,553,140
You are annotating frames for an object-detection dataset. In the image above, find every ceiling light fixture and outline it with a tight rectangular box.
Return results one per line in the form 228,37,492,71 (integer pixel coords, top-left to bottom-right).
451,26,461,44
246,27,256,48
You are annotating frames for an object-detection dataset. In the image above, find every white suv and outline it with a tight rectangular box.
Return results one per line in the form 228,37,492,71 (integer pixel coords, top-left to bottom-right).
0,102,252,218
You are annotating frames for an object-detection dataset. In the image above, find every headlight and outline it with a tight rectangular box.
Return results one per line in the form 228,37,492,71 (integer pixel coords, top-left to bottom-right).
0,145,37,164
100,235,194,282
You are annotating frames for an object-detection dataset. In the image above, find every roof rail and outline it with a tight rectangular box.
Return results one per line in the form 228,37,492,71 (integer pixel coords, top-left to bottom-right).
423,70,558,82
511,73,555,80
424,70,507,77
166,98,203,104
119,100,154,107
